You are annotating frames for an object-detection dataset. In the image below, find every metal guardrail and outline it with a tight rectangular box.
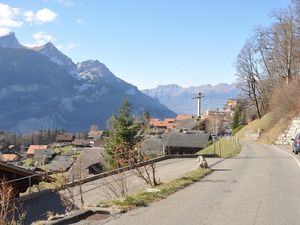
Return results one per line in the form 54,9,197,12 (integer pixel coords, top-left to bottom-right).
8,154,198,200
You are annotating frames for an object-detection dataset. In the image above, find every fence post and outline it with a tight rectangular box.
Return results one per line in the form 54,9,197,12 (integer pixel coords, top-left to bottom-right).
29,176,32,194
213,141,216,157
219,141,222,158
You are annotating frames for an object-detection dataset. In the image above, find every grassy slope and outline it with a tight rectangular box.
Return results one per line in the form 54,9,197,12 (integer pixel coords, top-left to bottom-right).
235,113,292,144
197,138,241,158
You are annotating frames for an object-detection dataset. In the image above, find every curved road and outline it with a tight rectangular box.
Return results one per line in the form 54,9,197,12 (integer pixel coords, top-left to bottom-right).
102,142,300,225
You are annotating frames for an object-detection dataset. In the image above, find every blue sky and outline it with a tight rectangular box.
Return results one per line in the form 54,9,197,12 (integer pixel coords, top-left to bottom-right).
0,0,291,89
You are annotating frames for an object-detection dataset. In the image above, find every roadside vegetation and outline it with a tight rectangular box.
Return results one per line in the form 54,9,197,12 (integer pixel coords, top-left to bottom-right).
235,113,291,144
233,0,300,143
97,167,211,210
198,138,241,158
21,158,33,167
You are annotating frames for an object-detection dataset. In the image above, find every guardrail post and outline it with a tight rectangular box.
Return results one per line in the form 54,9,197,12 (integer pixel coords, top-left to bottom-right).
29,176,32,194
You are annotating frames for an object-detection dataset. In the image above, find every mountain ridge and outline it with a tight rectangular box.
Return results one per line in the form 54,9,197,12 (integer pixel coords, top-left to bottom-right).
0,33,176,133
142,83,239,115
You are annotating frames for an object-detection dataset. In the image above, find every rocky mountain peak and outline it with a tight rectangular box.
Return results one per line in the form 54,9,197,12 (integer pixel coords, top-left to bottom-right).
32,42,77,75
0,32,21,48
77,59,115,80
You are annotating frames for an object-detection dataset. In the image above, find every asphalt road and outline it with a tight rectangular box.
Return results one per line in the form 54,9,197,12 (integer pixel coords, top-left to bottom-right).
102,142,300,225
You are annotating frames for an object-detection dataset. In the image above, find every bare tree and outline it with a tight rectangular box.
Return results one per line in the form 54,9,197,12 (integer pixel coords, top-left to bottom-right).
236,39,266,118
206,111,227,135
0,179,25,225
131,146,158,187
269,8,300,84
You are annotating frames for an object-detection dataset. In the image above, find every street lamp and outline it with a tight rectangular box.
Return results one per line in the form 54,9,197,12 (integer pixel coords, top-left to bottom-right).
193,92,205,118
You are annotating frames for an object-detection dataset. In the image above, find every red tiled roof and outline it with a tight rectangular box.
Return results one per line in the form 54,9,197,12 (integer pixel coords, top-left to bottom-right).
165,118,175,123
1,154,19,162
26,145,48,155
176,114,194,120
149,118,175,128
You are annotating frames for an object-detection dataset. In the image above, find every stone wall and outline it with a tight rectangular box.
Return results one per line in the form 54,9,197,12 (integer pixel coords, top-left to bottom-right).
275,117,300,145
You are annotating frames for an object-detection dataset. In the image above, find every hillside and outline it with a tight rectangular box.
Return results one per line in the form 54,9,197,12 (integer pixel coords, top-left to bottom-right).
0,33,176,133
235,113,291,144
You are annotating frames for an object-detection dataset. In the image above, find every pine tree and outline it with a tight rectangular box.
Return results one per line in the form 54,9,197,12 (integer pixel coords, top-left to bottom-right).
105,98,139,169
232,104,240,131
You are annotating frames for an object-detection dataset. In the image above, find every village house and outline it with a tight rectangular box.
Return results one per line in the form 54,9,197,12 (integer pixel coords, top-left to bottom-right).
202,109,228,120
173,118,203,130
56,133,74,146
0,153,20,162
163,130,209,154
0,161,53,197
176,114,194,120
33,149,54,167
72,139,91,148
225,99,237,112
87,130,105,141
47,155,75,172
26,145,48,158
68,147,105,181
149,118,175,129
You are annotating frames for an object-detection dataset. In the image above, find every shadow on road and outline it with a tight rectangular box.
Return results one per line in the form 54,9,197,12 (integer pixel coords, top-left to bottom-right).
212,168,232,172
23,192,67,225
232,156,291,160
199,179,227,183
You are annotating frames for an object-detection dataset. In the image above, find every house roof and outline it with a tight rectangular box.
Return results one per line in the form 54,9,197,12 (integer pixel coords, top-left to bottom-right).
72,139,91,146
163,131,209,149
0,161,53,195
56,133,74,142
68,147,105,180
33,149,53,159
149,119,174,129
26,145,48,155
88,130,104,139
1,154,19,162
141,135,163,155
176,114,194,120
47,155,75,171
173,118,200,130
165,118,175,122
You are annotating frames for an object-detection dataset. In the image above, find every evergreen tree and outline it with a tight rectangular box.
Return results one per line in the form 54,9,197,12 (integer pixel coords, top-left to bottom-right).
232,104,240,130
105,98,139,169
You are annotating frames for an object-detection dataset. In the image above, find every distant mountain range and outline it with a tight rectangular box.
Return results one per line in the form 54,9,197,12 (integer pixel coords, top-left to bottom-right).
0,32,176,133
142,83,239,115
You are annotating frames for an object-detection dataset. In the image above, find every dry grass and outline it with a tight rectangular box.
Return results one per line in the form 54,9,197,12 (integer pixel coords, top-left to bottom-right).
97,168,211,210
259,116,292,144
235,113,273,140
270,80,300,121
235,113,292,144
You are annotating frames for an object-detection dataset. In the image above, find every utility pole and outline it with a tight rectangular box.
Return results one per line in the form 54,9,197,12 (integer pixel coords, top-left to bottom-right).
193,92,205,118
